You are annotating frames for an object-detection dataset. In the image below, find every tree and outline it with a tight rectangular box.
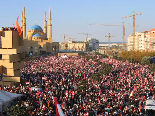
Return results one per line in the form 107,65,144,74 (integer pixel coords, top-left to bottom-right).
150,63,155,72
101,63,112,75
141,56,151,65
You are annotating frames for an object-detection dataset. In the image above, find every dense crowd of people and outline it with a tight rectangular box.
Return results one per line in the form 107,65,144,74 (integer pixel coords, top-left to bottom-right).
1,54,155,116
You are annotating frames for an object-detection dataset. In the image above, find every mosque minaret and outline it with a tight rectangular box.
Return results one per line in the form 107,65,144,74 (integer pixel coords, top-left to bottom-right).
22,7,26,39
48,8,52,43
44,11,47,38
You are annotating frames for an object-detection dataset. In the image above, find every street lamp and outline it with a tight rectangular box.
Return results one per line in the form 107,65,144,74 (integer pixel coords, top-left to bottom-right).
53,47,55,56
30,46,33,56
39,46,42,55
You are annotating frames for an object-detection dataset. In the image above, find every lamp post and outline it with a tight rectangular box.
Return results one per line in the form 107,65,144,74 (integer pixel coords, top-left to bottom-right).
39,46,42,55
30,46,33,56
53,47,55,56
128,44,133,63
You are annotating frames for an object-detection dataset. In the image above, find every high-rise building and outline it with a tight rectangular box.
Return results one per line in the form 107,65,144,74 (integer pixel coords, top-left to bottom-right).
127,28,155,51
84,38,99,51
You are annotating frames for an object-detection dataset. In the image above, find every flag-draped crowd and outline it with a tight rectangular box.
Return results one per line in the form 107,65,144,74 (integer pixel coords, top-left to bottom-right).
1,54,155,115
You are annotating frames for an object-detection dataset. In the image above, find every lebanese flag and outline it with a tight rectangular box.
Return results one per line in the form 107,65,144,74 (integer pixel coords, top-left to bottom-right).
25,82,30,85
84,112,89,116
129,86,137,98
72,91,75,99
53,97,65,116
42,77,47,80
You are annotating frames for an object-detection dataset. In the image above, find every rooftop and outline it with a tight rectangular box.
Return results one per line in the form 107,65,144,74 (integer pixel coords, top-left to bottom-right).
149,28,155,32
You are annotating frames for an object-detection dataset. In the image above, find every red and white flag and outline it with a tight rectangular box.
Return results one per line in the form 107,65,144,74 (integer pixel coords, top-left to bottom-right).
25,82,30,85
42,77,47,80
53,97,65,116
84,112,89,116
129,86,137,98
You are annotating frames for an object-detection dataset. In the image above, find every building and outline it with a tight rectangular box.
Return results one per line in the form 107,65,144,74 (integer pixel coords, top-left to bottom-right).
127,28,155,51
0,30,25,83
84,38,99,51
127,32,145,51
59,41,89,52
98,42,124,55
21,7,59,55
0,7,60,84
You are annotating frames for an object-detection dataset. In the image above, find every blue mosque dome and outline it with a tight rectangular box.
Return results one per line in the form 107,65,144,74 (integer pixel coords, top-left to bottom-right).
32,33,42,37
30,25,42,30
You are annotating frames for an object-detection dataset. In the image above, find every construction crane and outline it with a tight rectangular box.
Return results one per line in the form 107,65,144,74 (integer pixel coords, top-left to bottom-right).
122,11,142,50
89,23,139,51
68,37,75,42
105,33,115,48
60,34,71,43
78,33,92,42
60,34,70,49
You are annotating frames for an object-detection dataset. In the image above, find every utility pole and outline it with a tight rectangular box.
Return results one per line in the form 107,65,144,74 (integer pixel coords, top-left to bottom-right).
122,22,125,50
105,33,115,48
122,11,142,50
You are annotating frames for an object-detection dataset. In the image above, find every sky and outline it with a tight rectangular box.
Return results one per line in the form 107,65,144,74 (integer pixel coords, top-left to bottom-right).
0,0,155,42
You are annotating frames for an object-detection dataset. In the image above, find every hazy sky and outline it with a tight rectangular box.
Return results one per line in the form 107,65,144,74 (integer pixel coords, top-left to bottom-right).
0,0,155,42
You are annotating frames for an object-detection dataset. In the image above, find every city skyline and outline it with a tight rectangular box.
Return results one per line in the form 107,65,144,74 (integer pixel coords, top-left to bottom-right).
0,0,155,42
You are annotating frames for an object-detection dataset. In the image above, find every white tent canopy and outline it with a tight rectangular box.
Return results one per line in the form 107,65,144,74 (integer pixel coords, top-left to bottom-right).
145,99,155,110
0,90,22,112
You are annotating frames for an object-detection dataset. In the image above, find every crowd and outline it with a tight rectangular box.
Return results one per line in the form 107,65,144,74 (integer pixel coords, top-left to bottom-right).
1,54,155,116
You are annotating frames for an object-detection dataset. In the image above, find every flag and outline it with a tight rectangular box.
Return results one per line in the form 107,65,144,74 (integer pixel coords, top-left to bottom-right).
98,98,101,104
16,16,22,37
61,101,66,110
139,99,142,112
62,74,65,81
103,96,107,102
65,91,68,98
72,91,75,99
25,82,30,85
84,112,89,116
99,89,102,96
129,86,137,98
42,77,47,80
53,97,65,116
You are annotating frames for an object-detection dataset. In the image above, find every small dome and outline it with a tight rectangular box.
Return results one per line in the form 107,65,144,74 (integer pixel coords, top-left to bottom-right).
32,33,42,37
30,25,42,30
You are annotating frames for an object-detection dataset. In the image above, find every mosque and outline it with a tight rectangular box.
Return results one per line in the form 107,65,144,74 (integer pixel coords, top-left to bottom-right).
21,7,59,55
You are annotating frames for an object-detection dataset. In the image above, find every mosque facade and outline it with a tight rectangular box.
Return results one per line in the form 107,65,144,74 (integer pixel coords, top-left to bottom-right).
21,7,59,55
